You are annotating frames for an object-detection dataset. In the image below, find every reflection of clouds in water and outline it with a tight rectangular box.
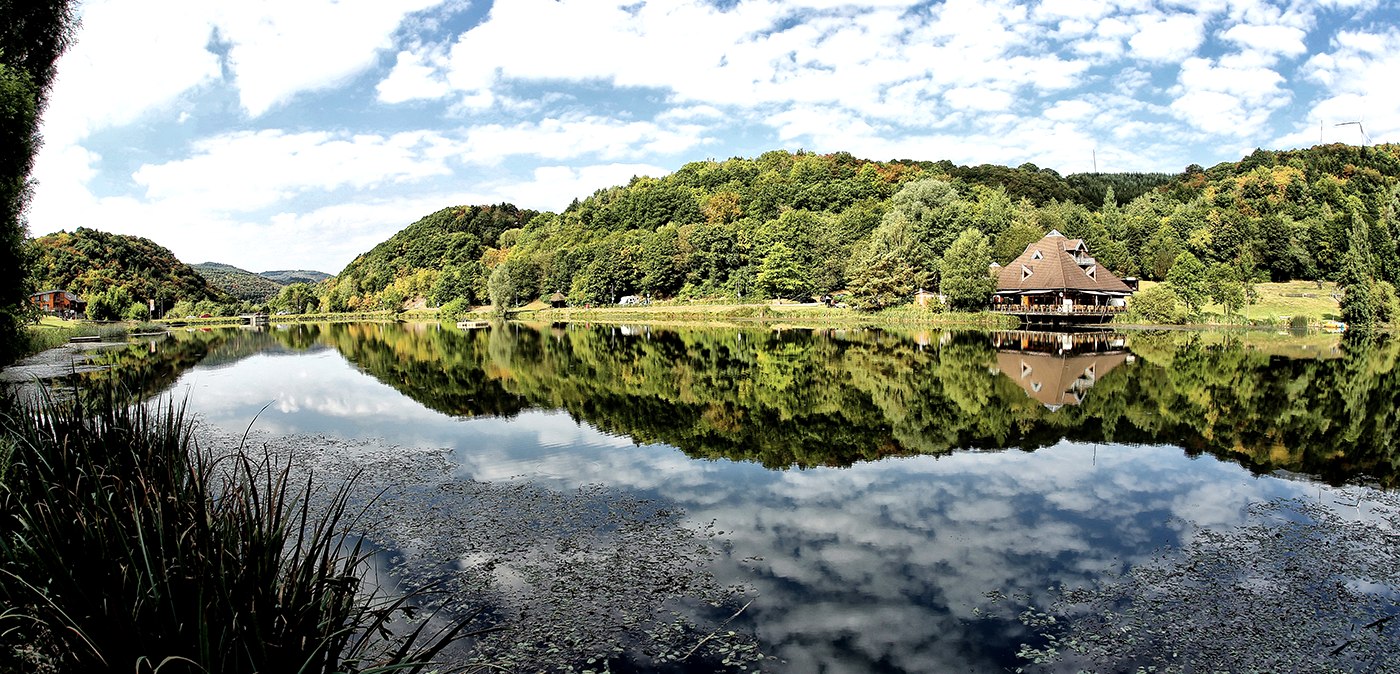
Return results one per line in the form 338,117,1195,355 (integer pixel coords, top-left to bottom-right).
178,351,461,443
169,348,1337,673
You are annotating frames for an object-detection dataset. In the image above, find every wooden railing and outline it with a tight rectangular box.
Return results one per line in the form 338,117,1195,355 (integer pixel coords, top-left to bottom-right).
990,304,1125,314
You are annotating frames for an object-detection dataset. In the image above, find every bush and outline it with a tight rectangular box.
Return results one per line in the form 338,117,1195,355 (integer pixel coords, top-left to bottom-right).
439,297,470,322
123,301,150,321
1128,285,1189,324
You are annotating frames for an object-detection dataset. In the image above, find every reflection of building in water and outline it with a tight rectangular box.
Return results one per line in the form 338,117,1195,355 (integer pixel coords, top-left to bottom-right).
991,331,1132,410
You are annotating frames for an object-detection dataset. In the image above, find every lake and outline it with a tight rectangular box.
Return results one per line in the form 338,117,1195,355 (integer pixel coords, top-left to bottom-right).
55,322,1400,672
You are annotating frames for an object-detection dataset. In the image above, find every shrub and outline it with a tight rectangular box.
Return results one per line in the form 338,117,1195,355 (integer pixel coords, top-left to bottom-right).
439,297,470,323
1128,285,1188,324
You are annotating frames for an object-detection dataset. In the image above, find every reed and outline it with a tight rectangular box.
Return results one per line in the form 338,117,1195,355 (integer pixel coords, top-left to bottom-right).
0,387,473,673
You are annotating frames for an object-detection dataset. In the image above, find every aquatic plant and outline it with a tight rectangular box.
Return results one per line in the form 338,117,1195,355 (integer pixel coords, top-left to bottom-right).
0,387,474,673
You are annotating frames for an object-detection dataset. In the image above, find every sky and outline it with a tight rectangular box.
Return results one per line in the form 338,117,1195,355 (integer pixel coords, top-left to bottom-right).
26,0,1399,275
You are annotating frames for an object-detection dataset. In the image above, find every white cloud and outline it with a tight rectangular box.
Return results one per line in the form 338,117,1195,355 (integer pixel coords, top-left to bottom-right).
1128,12,1206,62
377,50,452,104
1287,28,1400,146
497,164,674,212
212,0,445,116
131,130,460,213
1044,99,1097,121
1220,23,1308,58
39,0,222,147
458,117,711,164
944,87,1016,112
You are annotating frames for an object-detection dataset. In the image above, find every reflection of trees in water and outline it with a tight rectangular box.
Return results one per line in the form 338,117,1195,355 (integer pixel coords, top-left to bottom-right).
84,323,1400,485
317,323,1400,485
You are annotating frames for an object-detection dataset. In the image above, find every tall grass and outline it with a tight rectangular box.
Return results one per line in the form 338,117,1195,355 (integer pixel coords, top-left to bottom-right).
0,387,473,673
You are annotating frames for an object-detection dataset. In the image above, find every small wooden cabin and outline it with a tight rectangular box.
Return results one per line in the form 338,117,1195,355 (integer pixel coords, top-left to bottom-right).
30,289,86,315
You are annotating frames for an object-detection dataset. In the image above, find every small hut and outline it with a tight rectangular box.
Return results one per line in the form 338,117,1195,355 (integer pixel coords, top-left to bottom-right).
549,292,568,308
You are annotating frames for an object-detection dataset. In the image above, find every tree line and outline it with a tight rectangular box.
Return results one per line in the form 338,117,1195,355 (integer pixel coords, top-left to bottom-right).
309,145,1400,327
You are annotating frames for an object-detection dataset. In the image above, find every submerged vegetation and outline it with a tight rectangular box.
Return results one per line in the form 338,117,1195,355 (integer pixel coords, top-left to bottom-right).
1000,492,1400,672
0,388,472,673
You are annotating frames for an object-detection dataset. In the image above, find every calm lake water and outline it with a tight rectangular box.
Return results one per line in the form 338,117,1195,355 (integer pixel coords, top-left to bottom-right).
59,322,1400,672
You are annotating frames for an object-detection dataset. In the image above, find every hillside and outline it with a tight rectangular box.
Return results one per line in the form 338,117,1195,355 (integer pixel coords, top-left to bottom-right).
320,144,1400,317
193,262,284,302
260,269,331,285
323,204,538,311
30,228,232,314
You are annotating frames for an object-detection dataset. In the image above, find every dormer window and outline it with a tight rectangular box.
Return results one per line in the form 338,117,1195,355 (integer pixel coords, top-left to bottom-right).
1021,264,1034,281
1031,250,1043,260
1085,265,1097,280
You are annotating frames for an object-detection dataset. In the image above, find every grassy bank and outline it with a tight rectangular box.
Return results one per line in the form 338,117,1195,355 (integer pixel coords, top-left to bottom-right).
509,300,1018,330
0,389,469,672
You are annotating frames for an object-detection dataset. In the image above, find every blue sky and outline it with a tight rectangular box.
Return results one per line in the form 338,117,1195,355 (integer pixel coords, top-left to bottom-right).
28,0,1398,274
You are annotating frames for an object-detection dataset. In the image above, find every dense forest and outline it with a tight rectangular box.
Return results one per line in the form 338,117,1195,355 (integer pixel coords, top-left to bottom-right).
29,228,232,320
192,262,285,302
317,144,1400,325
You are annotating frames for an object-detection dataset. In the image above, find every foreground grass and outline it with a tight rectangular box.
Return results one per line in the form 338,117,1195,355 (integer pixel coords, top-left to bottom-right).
0,388,471,673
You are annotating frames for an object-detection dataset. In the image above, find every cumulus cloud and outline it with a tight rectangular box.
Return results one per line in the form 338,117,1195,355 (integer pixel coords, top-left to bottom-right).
377,49,452,104
212,0,446,116
38,0,222,147
1220,23,1309,58
1127,12,1206,62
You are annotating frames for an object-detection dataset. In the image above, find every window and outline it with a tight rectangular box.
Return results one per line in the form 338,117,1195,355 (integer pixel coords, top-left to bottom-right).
1021,264,1034,281
1031,250,1043,260
1085,265,1096,280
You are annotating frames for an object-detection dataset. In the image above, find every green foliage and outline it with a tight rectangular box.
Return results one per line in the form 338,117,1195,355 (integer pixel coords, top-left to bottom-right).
1165,251,1209,314
30,228,232,312
273,282,318,314
940,228,995,310
1127,285,1188,324
192,262,284,302
993,221,1044,265
327,204,536,311
86,286,132,321
488,256,540,310
319,145,1400,321
0,0,77,365
438,297,471,322
122,301,149,322
755,242,812,300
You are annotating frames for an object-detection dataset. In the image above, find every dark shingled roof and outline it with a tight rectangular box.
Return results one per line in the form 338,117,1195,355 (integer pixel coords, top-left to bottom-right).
996,230,1131,294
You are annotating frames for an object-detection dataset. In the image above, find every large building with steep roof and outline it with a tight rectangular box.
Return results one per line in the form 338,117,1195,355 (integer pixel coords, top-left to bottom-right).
991,230,1133,324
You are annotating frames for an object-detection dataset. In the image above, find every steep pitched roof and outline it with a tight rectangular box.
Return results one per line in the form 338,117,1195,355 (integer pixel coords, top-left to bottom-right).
996,230,1131,293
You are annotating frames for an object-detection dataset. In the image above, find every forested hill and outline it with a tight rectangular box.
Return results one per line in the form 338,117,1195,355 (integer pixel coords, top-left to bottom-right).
30,228,231,316
323,204,538,311
323,144,1400,315
193,262,284,302
30,228,230,304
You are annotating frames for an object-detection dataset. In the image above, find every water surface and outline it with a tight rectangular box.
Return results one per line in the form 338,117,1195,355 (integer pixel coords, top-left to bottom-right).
60,322,1400,672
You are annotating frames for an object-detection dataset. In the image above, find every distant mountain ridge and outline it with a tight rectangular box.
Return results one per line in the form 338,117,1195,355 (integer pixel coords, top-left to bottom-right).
258,269,331,285
193,262,285,302
192,264,332,302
